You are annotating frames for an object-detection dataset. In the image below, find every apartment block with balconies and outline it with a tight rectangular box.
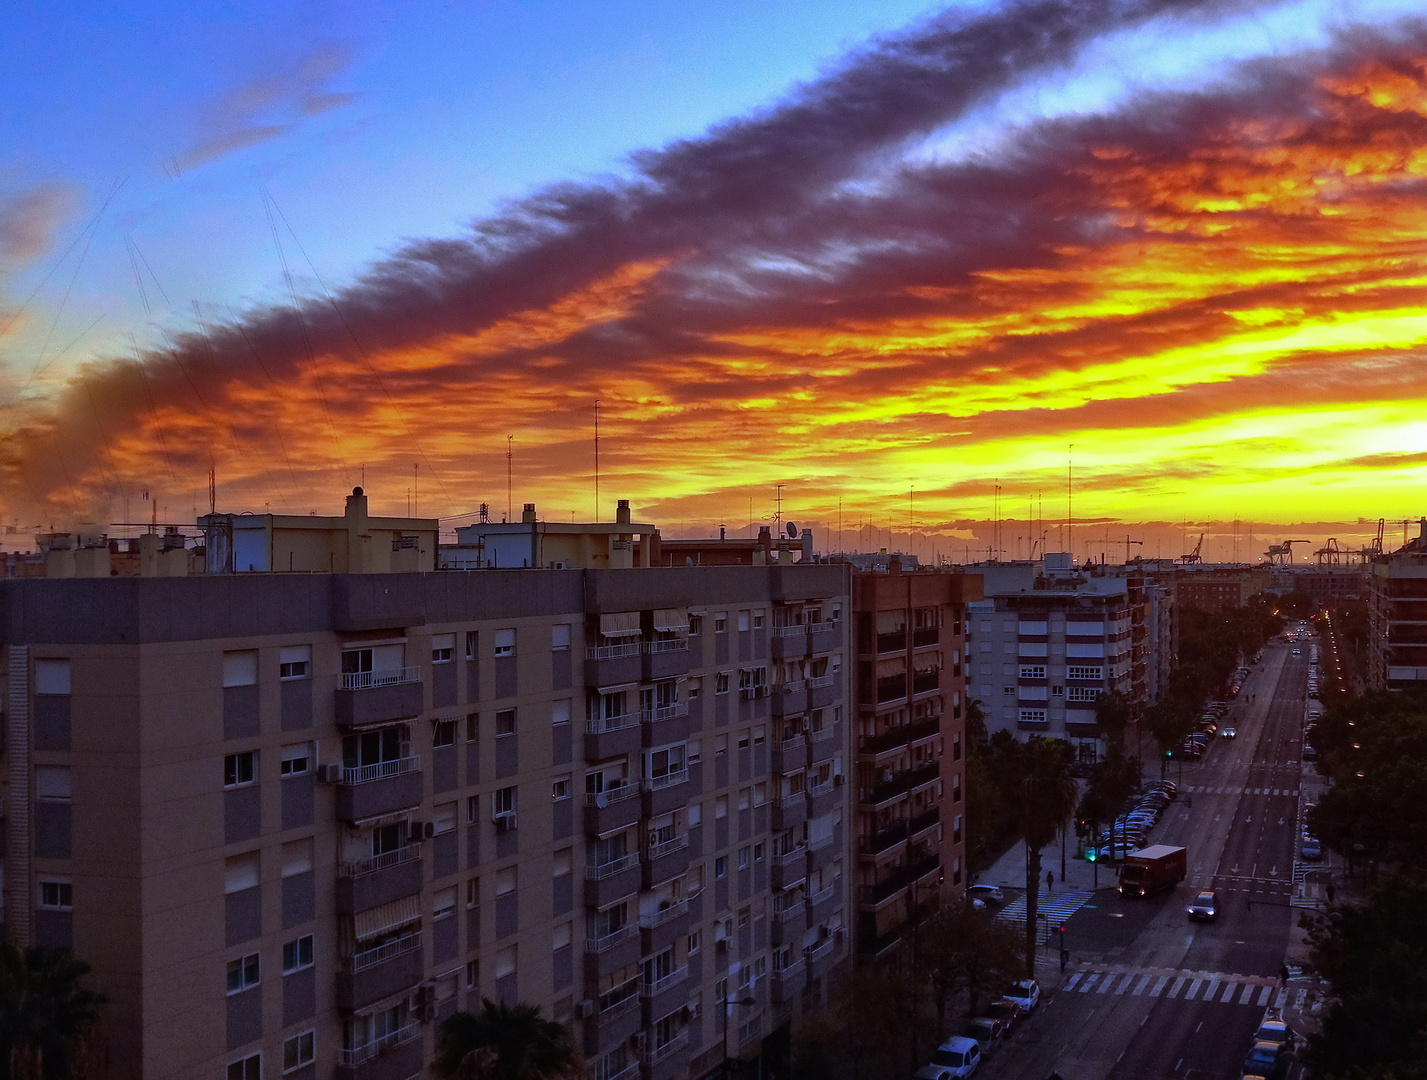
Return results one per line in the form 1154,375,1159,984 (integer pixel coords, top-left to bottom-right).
848,562,978,958
0,561,851,1080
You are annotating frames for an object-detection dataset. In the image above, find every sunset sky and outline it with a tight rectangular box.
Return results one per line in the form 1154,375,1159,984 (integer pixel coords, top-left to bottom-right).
4,0,1427,562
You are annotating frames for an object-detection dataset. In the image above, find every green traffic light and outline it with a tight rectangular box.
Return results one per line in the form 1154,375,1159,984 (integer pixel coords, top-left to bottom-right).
1086,849,1098,863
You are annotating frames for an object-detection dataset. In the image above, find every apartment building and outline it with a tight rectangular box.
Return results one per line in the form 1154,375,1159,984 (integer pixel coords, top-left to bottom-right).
0,562,853,1080
849,563,978,957
1368,527,1427,691
965,559,1141,764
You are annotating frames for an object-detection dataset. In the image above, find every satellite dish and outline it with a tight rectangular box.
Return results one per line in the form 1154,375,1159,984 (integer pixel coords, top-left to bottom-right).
787,522,798,538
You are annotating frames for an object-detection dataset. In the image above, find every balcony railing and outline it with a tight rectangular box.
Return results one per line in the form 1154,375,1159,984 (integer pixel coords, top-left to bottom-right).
587,853,639,880
647,834,689,861
807,674,834,690
586,925,637,953
774,845,808,866
640,703,689,724
803,938,837,962
877,630,907,653
778,734,805,753
644,769,689,792
340,666,420,691
774,956,806,979
586,712,639,735
913,626,940,648
640,965,688,997
774,623,808,638
348,929,421,973
641,1030,690,1067
340,843,420,879
587,642,641,660
807,832,834,853
342,755,421,786
639,897,691,928
809,725,835,743
806,780,834,800
585,784,639,808
777,679,806,695
806,883,836,907
338,1022,420,1066
642,639,688,654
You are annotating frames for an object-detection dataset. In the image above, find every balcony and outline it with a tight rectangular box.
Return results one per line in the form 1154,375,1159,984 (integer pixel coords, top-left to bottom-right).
334,668,423,727
771,958,806,1002
806,779,837,817
862,820,907,857
859,853,940,907
771,901,807,945
770,851,806,891
864,761,938,807
771,736,808,773
641,1030,691,1080
640,965,689,1018
335,1023,422,1078
642,638,691,681
875,675,907,704
913,626,940,648
803,936,839,980
771,624,809,659
908,807,940,843
809,620,842,653
876,630,907,654
859,718,939,757
584,785,642,835
584,925,641,981
584,853,641,908
807,882,838,921
585,642,642,687
642,770,690,817
335,932,423,1011
912,670,940,697
585,712,642,760
640,702,691,745
336,846,423,915
771,793,808,832
643,834,691,887
335,756,423,821
808,674,838,709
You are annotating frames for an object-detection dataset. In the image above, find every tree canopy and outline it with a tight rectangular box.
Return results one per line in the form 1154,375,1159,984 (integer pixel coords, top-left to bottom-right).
433,999,587,1080
0,942,104,1080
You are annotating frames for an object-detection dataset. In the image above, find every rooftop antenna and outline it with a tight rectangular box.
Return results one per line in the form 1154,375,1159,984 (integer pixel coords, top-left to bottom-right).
506,436,513,521
208,467,216,516
413,462,419,517
593,400,600,519
775,484,784,536
1066,444,1073,562
909,485,914,557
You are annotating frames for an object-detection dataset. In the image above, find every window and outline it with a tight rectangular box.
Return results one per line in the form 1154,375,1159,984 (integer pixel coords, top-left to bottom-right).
224,752,256,788
1067,686,1098,702
714,612,728,633
466,713,479,741
753,612,765,629
715,796,728,819
223,650,258,687
496,866,517,896
283,934,314,973
225,852,259,894
228,1054,261,1080
465,959,478,989
35,766,71,802
738,611,750,632
282,838,313,879
1019,664,1046,679
34,658,71,694
715,857,727,878
687,678,701,700
953,814,963,844
737,730,750,750
1066,665,1104,680
646,744,686,781
552,777,571,801
738,846,751,869
715,672,730,695
466,795,480,824
494,787,517,817
283,1031,315,1072
39,880,72,909
752,783,766,807
553,848,571,877
465,631,478,659
496,709,517,736
715,735,728,757
551,624,571,652
552,700,570,726
279,645,311,680
495,628,515,657
433,719,457,747
688,740,702,765
467,878,481,908
434,886,457,920
1019,708,1048,725
434,802,457,834
432,632,455,663
753,842,764,861
280,744,311,777
689,615,703,636
687,931,701,954
753,725,766,746
227,952,260,994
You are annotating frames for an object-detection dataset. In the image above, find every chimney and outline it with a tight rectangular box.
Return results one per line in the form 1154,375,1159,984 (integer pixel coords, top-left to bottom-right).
345,486,369,523
616,500,631,526
522,503,537,524
719,525,726,541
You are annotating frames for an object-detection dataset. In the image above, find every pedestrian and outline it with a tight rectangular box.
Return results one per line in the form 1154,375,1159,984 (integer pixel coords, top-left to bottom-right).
1047,869,1055,893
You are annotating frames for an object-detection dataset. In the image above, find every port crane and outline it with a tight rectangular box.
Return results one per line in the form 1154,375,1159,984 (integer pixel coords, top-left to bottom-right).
1179,532,1204,565
1264,539,1311,565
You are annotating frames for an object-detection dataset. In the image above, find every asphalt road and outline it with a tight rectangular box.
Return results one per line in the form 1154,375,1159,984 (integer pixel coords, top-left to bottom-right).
982,638,1315,1080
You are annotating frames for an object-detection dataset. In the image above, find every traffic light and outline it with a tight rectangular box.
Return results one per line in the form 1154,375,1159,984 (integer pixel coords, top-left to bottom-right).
1165,748,1173,758
1075,819,1087,838
1085,847,1098,863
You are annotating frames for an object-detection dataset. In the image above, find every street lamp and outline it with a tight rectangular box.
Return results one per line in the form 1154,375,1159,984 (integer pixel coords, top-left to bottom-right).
722,995,756,1079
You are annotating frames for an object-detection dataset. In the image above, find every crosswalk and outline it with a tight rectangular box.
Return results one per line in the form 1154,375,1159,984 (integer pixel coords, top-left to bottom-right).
1062,965,1289,1007
996,890,1094,931
1182,786,1299,797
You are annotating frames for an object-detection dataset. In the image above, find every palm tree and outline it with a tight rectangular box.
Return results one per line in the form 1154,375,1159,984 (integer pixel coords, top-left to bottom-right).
1011,738,1079,978
0,940,105,1080
433,999,587,1080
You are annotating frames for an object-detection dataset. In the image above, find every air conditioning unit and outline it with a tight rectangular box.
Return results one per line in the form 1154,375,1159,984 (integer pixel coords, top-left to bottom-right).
407,985,434,1013
408,821,428,843
833,774,845,786
716,938,729,953
424,820,437,839
576,1000,596,1019
494,813,518,833
682,1003,699,1023
628,1032,648,1053
318,763,343,784
398,740,413,758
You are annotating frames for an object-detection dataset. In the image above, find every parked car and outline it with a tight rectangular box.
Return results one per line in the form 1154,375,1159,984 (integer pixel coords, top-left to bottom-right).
1186,889,1219,921
1220,727,1237,739
1243,1040,1288,1079
982,998,1023,1033
916,1036,982,1080
960,1017,1004,1058
1254,1019,1297,1054
1300,837,1323,861
1000,979,1041,1012
967,885,1004,908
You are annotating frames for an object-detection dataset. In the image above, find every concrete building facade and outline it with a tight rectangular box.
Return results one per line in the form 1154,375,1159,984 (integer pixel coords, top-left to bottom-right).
0,564,853,1080
1368,531,1427,691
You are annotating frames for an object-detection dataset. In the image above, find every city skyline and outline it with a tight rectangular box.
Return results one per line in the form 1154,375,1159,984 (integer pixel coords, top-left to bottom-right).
5,0,1427,537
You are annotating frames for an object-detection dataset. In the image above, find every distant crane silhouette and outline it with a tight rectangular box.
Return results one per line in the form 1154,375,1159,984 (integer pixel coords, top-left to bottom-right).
1179,532,1204,565
1264,539,1311,565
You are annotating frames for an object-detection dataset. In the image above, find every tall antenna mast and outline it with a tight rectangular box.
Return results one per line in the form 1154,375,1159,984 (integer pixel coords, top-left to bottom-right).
413,462,419,517
593,400,600,519
775,484,784,535
1067,444,1074,561
506,436,513,521
909,485,914,555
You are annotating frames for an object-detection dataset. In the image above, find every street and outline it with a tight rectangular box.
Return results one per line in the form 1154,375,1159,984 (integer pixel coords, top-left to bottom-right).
978,637,1328,1080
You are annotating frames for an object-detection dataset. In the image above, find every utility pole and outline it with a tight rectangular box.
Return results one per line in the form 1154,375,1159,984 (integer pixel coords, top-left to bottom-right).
593,400,600,520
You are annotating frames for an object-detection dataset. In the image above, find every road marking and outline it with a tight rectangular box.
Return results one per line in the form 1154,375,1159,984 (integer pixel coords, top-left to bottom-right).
1151,975,1169,997
1220,981,1238,1002
1203,979,1220,1000
1132,974,1152,996
1186,978,1202,999
1079,973,1100,993
1064,973,1083,991
1238,983,1255,1004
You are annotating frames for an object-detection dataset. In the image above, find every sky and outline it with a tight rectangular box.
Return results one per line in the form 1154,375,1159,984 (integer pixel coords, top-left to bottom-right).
4,0,1427,563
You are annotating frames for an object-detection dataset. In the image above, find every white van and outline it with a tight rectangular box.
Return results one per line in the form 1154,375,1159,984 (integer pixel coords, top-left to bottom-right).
914,1036,982,1080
